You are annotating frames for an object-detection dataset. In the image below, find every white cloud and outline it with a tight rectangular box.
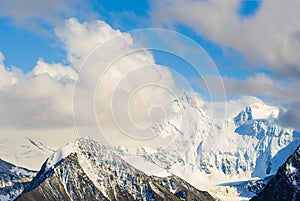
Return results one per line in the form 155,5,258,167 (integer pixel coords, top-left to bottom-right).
150,0,300,77
222,74,297,102
0,60,75,129
55,18,125,68
33,58,78,81
54,18,177,145
0,52,17,90
0,18,177,149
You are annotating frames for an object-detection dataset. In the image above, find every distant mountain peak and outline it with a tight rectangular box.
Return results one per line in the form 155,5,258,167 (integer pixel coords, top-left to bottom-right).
248,102,279,120
234,101,279,126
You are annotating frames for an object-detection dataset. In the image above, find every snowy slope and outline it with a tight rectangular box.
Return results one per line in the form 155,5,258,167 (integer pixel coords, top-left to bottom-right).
17,137,215,201
0,137,54,170
0,127,78,171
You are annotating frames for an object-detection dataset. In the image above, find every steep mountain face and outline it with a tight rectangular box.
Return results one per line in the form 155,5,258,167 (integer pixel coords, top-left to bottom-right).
0,159,36,201
114,94,300,186
250,145,300,201
16,137,215,201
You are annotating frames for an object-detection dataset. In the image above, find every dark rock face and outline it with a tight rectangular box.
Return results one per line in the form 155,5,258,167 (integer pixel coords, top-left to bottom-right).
16,138,215,201
0,159,36,201
234,106,253,126
17,154,109,201
251,146,300,201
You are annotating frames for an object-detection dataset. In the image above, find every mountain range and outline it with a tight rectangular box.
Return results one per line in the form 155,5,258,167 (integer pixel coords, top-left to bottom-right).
1,94,300,200
112,94,300,195
2,138,299,201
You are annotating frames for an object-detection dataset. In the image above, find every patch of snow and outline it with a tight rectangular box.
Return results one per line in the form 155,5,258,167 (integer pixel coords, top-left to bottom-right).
10,167,36,178
0,194,11,201
46,142,76,169
288,162,297,173
121,156,171,177
250,102,279,120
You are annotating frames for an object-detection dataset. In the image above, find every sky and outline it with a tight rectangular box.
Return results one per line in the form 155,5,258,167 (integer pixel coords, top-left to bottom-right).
0,0,300,146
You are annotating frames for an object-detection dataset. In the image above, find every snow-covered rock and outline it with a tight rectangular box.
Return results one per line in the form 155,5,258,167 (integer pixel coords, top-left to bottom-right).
0,159,36,201
16,137,215,201
251,145,300,201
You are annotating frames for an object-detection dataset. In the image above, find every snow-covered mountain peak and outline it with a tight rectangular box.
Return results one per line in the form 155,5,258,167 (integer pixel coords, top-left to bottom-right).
233,101,279,126
45,136,171,180
45,136,108,169
111,94,300,188
248,102,279,120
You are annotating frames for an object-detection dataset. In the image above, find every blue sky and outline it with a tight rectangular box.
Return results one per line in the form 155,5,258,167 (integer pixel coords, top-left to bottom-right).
1,0,300,130
0,18,66,72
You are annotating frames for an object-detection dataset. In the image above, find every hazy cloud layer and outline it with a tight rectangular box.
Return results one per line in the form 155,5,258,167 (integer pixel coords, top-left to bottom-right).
150,0,300,78
194,73,300,129
0,0,96,33
195,73,300,102
277,102,300,130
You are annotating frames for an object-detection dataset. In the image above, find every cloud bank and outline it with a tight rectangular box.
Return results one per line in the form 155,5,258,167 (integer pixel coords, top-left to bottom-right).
150,0,300,77
0,54,75,129
277,102,300,130
0,18,178,147
0,0,96,34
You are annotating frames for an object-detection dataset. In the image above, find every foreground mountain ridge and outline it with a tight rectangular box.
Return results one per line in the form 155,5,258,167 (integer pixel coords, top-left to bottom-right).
0,159,36,201
16,137,215,201
250,145,300,201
